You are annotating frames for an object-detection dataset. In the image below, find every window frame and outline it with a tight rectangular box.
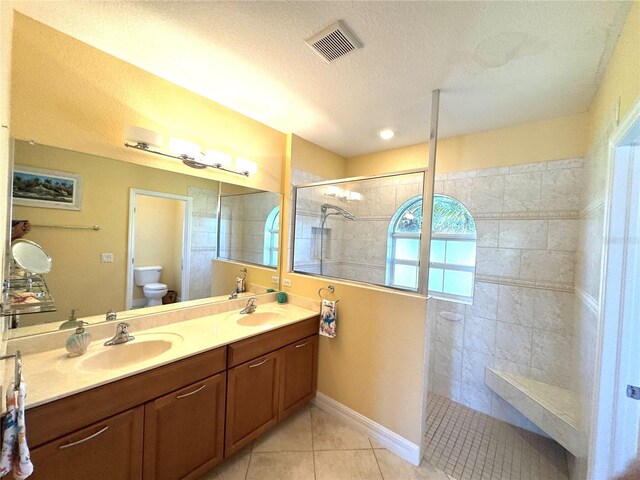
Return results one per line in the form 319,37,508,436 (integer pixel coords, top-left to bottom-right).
263,206,279,268
386,195,477,303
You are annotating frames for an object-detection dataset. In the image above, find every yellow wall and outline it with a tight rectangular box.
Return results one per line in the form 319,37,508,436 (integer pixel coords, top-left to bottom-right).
347,112,587,175
12,141,217,324
284,134,426,445
10,13,285,193
211,259,277,297
587,0,640,140
134,195,185,301
289,134,347,181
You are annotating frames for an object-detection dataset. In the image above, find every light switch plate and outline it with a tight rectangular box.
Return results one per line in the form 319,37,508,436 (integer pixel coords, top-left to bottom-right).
101,253,114,263
271,276,279,284
282,278,292,287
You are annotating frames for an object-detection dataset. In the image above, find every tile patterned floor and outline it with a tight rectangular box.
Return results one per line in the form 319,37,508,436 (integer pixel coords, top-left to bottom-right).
424,394,569,480
202,404,454,480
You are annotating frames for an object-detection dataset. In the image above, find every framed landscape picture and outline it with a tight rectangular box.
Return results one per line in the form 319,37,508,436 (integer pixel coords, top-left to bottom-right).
12,165,83,210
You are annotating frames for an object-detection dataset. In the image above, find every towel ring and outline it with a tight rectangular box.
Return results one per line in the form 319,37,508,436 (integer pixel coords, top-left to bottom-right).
0,350,22,391
318,285,339,303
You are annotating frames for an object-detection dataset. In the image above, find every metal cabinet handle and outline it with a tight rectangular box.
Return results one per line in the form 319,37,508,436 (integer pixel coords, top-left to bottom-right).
294,341,309,349
248,358,269,368
59,426,109,450
176,384,206,399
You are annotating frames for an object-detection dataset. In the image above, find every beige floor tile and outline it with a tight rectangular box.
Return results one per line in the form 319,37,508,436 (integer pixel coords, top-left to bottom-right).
374,448,450,480
246,451,315,480
314,449,383,480
312,406,371,450
369,437,386,449
200,448,250,480
253,407,312,452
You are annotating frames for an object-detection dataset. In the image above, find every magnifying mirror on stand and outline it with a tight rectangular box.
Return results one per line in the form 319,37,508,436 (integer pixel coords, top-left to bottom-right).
11,239,52,275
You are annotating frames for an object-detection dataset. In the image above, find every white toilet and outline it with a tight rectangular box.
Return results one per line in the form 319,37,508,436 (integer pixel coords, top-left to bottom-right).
133,266,168,307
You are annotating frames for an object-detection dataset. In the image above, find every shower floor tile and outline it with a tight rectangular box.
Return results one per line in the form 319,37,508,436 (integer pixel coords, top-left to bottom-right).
424,394,569,480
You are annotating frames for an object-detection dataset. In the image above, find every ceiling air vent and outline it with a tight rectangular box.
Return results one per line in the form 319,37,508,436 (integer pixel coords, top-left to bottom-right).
305,20,363,63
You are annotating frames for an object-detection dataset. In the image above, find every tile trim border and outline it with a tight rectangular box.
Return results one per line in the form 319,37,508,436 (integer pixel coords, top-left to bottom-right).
312,392,421,466
475,275,574,293
575,286,599,315
473,211,580,220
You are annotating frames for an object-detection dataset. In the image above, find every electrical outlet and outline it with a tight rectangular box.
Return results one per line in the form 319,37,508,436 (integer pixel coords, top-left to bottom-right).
100,253,114,263
282,278,292,287
271,276,279,284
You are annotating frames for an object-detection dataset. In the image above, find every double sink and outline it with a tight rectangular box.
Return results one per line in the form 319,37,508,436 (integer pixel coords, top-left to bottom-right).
58,307,287,373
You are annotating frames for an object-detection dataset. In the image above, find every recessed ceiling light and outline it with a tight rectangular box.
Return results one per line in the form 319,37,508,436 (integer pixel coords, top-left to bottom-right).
379,129,395,140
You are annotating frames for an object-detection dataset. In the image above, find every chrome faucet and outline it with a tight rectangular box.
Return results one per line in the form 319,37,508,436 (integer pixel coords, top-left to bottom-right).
229,291,238,300
105,309,117,322
239,297,258,314
104,322,135,346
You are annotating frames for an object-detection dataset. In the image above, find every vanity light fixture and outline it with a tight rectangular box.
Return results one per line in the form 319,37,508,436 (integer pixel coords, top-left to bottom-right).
323,185,362,202
124,126,257,177
379,129,395,140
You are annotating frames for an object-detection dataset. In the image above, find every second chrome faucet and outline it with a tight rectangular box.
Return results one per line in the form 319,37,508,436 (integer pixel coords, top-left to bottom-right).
104,322,135,346
239,297,258,314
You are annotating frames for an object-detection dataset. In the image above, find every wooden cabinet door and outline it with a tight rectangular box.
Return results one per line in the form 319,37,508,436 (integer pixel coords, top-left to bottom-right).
29,406,143,480
225,350,280,457
279,335,318,420
143,372,226,480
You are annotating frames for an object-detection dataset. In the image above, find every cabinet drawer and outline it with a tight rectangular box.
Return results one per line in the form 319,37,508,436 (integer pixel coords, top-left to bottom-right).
227,316,318,367
29,406,144,480
27,346,226,447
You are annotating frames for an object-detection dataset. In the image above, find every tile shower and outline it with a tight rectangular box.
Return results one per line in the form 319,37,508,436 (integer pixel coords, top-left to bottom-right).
428,157,583,432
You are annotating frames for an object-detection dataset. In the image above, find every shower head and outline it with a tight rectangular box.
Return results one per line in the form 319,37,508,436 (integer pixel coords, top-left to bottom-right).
321,203,356,221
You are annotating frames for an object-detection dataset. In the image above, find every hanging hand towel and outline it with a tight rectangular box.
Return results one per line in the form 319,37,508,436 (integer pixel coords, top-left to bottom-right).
0,382,17,477
319,299,337,338
13,381,33,480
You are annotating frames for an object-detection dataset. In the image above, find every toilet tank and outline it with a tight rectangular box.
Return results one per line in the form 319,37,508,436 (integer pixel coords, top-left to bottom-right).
133,266,162,286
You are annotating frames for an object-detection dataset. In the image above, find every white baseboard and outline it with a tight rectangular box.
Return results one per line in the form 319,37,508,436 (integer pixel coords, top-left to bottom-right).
312,392,421,466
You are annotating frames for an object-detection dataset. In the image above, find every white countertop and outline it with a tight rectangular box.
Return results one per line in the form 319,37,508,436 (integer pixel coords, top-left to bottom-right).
8,302,318,411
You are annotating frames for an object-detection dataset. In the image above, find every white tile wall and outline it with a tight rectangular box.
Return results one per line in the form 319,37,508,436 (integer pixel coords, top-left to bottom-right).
428,157,583,434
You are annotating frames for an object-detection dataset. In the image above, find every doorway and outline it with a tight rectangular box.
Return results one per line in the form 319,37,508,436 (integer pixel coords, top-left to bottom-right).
126,189,192,310
590,101,640,479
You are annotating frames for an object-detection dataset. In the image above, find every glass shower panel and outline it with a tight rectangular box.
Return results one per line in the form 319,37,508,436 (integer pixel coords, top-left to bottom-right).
293,171,425,290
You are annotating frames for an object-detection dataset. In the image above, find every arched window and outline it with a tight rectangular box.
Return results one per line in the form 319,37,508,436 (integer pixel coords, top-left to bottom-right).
429,194,477,303
263,206,279,267
386,194,477,303
386,197,422,289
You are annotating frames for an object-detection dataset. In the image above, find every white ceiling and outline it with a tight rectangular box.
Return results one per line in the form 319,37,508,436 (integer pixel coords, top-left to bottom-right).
12,1,632,157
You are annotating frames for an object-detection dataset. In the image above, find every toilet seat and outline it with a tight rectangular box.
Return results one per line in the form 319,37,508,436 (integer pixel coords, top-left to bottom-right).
144,283,167,291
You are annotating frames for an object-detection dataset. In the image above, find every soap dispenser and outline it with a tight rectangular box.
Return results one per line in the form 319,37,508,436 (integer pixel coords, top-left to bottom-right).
59,309,83,330
66,321,91,357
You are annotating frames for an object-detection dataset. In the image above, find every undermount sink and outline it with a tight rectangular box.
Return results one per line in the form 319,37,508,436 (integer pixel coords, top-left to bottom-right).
68,333,183,372
228,311,285,327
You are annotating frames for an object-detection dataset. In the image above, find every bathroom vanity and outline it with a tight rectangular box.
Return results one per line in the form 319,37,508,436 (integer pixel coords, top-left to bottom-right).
9,303,319,480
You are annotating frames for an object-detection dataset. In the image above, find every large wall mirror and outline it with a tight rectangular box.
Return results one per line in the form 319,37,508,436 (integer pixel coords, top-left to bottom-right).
5,140,282,337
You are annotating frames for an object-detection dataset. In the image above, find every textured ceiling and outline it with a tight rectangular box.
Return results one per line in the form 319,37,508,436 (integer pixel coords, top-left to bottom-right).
12,1,632,157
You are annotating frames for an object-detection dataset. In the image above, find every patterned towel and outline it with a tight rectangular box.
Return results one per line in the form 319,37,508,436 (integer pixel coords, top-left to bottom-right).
0,380,33,479
319,299,337,338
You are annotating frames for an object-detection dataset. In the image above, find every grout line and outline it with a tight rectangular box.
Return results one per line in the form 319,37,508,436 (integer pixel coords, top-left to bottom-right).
310,407,317,480
371,447,386,480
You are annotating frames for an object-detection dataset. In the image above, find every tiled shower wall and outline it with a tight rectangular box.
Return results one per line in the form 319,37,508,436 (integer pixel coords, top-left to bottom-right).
569,109,619,478
188,186,219,300
293,171,423,284
220,192,279,266
428,157,583,432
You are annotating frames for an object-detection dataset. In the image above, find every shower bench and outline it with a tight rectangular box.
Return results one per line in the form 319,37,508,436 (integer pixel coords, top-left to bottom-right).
485,367,583,457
